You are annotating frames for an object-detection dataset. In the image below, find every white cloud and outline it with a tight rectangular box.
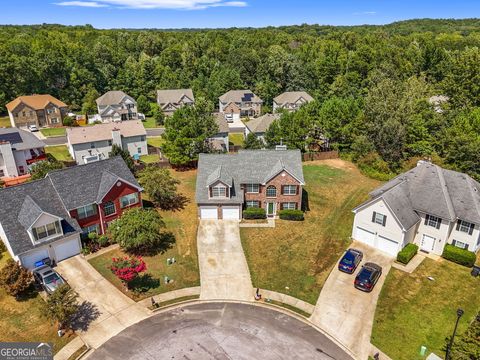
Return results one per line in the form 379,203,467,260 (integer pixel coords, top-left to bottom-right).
54,0,248,9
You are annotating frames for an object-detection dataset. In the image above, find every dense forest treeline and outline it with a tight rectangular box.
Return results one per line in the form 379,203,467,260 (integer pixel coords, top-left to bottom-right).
0,19,479,179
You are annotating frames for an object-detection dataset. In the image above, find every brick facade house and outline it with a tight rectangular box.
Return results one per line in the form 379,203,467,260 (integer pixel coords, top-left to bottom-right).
6,94,68,128
196,150,304,220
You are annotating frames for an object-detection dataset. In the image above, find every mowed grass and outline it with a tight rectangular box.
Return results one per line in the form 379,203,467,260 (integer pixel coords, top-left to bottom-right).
0,116,11,127
241,160,380,304
0,252,74,353
229,133,244,146
147,136,164,148
89,169,200,301
140,154,160,164
40,127,66,137
142,117,160,128
45,145,73,162
372,258,480,360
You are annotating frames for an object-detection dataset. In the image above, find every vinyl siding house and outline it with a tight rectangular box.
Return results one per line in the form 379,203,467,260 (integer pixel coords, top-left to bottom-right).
352,161,480,257
0,157,142,269
244,113,279,144
6,94,68,128
156,89,195,116
207,113,230,152
96,91,138,123
67,121,147,165
219,90,263,119
196,150,304,220
273,91,313,113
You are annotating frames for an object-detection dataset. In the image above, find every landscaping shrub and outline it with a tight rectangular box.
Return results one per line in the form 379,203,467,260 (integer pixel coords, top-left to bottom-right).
97,235,110,247
396,243,418,264
279,209,304,221
442,244,476,267
43,284,79,330
243,208,266,220
110,256,147,287
0,259,34,297
0,239,7,253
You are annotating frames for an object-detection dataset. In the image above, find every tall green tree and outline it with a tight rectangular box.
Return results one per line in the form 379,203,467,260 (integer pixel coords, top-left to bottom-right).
81,88,100,115
110,145,135,173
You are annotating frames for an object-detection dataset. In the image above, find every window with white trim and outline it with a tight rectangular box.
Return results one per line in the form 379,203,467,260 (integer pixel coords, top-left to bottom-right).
453,240,467,250
245,184,259,193
120,193,139,208
425,214,441,228
282,185,297,195
282,202,297,210
266,186,277,197
51,118,59,124
457,220,474,234
246,201,259,208
211,185,226,198
372,212,386,226
32,221,62,241
77,204,97,219
103,201,116,216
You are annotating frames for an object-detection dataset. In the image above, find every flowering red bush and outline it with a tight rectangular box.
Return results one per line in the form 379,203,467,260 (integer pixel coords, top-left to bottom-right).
110,256,147,284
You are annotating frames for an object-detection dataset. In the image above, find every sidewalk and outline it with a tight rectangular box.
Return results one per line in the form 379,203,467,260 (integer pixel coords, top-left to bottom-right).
259,288,315,314
137,286,201,307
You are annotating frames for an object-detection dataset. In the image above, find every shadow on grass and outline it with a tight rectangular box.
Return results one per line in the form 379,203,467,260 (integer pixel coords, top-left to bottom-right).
129,274,161,294
128,232,176,257
302,188,310,212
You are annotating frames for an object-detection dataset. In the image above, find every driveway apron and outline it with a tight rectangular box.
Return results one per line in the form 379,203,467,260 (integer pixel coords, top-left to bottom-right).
309,241,393,360
197,220,254,301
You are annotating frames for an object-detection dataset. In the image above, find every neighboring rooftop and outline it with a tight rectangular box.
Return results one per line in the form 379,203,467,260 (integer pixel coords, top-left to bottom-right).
273,91,314,104
96,90,132,106
66,120,146,145
157,89,194,104
245,113,280,134
6,94,67,112
219,90,262,104
0,127,45,150
213,113,230,133
196,150,304,204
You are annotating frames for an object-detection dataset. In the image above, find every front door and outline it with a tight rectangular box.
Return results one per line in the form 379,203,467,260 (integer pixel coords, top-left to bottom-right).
267,202,276,217
421,234,436,252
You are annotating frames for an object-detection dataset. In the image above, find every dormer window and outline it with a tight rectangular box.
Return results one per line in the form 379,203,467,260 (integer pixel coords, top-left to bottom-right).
32,221,62,241
211,184,227,198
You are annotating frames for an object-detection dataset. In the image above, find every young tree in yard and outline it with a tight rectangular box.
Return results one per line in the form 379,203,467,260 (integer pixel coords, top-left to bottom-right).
162,97,218,165
150,103,165,126
137,166,187,211
447,313,480,360
110,256,147,288
136,95,150,115
0,259,34,298
243,133,264,149
30,160,64,180
108,208,175,255
110,145,135,173
81,88,100,115
43,284,79,330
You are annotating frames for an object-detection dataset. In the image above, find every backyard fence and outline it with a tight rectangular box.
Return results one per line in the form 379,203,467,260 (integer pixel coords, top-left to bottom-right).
302,151,339,162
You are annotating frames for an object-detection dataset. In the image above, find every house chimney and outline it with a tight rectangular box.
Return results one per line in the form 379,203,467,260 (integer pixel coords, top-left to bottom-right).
111,128,122,149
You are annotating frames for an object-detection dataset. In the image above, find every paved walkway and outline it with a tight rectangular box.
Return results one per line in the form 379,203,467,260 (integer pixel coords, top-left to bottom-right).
197,220,254,301
137,286,201,307
392,253,426,273
259,288,315,314
310,241,393,360
239,218,276,228
55,256,150,351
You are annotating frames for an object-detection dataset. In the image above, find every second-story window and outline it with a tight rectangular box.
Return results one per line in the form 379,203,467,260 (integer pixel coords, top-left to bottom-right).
266,186,277,197
211,185,226,197
457,220,475,235
372,211,387,226
282,185,297,195
103,201,116,216
246,184,259,193
120,193,139,208
425,214,441,229
32,221,61,241
77,204,97,219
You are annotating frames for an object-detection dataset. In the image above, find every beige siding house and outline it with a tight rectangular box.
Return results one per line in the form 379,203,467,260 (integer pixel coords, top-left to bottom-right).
6,94,68,128
273,91,313,113
156,89,195,116
219,90,262,119
96,91,138,122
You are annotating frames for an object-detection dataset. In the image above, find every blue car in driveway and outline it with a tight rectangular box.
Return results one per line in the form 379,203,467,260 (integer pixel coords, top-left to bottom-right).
338,248,363,274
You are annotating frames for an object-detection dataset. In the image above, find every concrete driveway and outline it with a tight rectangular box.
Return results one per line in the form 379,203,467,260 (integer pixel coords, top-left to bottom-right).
90,302,354,360
56,256,150,349
197,220,253,301
309,241,393,360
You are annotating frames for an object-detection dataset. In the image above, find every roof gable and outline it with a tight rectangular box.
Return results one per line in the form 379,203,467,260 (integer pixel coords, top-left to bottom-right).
6,95,67,112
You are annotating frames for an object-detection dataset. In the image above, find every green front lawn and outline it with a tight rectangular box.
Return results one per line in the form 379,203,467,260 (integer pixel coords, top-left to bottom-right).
142,117,161,128
45,145,72,162
140,154,160,164
372,258,480,360
89,169,200,300
40,128,66,137
241,160,380,304
0,116,11,127
0,252,74,353
229,133,244,147
147,136,164,148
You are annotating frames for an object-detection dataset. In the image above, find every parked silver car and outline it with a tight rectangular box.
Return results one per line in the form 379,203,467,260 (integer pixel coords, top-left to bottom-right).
33,265,65,294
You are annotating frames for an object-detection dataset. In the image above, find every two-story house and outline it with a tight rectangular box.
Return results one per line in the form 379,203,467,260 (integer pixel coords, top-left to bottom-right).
96,91,138,122
6,94,68,128
218,90,263,120
196,150,304,220
0,128,46,183
156,89,195,116
273,91,314,113
67,121,147,165
207,113,230,152
352,161,480,257
0,157,142,269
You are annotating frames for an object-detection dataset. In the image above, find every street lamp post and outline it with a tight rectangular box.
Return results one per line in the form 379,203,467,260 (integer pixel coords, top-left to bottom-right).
445,308,464,360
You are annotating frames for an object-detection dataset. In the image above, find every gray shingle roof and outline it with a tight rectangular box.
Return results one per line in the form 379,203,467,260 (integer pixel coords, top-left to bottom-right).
273,91,314,105
47,156,141,210
245,113,279,134
219,90,262,104
96,91,132,106
359,162,480,228
156,89,194,105
196,150,304,204
213,113,229,134
0,128,45,151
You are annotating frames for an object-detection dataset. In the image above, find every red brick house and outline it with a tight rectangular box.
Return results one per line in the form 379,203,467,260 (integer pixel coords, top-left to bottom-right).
196,150,304,220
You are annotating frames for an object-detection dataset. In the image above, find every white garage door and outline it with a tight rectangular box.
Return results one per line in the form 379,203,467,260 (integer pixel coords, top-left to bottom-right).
355,227,375,247
53,238,81,262
21,248,49,269
222,206,240,220
377,235,399,257
200,206,218,219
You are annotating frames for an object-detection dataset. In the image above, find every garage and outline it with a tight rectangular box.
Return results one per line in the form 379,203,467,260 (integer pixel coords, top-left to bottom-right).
355,227,375,247
53,238,81,262
21,248,49,269
200,206,218,219
222,206,240,220
376,235,399,256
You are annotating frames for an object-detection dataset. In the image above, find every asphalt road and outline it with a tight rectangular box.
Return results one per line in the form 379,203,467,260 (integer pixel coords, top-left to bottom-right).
42,128,164,146
89,302,353,360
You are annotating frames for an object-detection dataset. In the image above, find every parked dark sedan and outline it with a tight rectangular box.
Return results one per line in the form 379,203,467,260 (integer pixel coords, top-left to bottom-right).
338,248,363,274
354,262,382,292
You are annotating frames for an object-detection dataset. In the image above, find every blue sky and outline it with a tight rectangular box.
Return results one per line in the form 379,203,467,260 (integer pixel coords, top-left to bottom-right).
2,0,480,29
